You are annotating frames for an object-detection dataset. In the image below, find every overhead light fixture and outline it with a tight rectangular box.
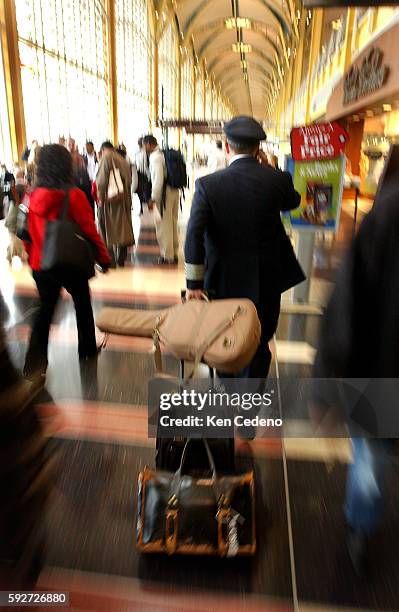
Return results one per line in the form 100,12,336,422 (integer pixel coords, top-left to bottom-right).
366,110,374,117
383,103,392,111
225,17,251,30
232,43,252,53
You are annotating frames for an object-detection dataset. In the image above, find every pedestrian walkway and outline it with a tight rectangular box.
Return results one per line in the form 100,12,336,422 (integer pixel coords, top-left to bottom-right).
2,198,399,611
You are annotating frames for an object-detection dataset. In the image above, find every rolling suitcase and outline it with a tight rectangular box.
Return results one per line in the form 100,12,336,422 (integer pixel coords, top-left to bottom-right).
155,359,235,473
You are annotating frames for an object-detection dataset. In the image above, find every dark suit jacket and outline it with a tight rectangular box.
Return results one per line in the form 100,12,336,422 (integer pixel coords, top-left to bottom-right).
315,179,399,379
184,157,305,304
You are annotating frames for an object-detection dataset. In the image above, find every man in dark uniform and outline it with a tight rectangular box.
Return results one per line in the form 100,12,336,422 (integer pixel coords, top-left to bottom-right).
184,116,304,378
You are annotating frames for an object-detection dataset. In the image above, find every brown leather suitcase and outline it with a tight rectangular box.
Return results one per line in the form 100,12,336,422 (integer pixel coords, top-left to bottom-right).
137,439,256,557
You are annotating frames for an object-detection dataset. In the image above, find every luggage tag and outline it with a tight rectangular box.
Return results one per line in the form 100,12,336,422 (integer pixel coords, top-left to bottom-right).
216,507,245,557
227,511,245,557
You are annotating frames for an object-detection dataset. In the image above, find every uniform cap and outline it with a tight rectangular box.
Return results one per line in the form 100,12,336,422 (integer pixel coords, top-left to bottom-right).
223,115,266,144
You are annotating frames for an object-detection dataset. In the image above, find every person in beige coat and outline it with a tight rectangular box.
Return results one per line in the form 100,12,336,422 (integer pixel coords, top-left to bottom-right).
96,141,134,267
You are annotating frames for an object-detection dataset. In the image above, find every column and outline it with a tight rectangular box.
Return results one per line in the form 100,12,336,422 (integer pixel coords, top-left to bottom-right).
106,0,118,144
305,8,324,123
0,0,26,161
291,9,307,127
343,8,356,72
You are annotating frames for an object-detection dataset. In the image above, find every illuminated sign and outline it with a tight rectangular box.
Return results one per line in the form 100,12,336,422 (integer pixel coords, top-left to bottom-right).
344,48,389,104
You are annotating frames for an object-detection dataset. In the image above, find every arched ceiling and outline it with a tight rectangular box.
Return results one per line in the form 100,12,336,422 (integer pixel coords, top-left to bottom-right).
171,0,299,119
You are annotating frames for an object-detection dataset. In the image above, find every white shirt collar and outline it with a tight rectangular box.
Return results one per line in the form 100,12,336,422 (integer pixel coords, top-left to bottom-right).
229,154,253,166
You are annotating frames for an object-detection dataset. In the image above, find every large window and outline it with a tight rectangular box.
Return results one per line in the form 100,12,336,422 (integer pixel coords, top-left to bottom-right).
205,80,212,120
181,51,194,120
15,0,110,149
195,67,204,120
116,0,152,153
0,45,13,167
158,22,177,119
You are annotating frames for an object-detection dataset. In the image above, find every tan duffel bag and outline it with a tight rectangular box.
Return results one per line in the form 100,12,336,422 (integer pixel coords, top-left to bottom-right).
96,307,162,337
153,298,261,375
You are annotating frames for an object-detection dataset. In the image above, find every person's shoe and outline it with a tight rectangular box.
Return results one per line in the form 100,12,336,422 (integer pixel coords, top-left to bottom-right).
237,424,256,441
155,257,174,265
79,346,102,361
347,527,368,578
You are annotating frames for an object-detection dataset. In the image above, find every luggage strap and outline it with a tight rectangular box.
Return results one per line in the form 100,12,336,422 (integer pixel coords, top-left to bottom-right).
152,306,242,378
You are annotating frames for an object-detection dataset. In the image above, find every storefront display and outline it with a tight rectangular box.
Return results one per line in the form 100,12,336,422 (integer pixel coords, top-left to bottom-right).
326,22,399,197
290,157,345,231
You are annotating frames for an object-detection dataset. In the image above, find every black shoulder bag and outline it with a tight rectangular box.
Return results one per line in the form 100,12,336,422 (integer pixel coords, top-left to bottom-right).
41,190,95,278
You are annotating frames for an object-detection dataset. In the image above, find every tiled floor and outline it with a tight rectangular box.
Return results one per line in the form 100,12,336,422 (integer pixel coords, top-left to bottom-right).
3,197,399,611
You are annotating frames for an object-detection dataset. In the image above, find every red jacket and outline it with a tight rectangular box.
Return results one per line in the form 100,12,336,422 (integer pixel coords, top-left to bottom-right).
26,187,110,271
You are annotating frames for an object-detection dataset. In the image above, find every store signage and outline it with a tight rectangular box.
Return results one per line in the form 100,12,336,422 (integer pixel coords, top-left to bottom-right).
344,48,389,104
291,122,348,162
288,157,345,233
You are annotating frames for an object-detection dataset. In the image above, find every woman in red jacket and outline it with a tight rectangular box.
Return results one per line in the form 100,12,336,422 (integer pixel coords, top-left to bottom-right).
24,144,111,379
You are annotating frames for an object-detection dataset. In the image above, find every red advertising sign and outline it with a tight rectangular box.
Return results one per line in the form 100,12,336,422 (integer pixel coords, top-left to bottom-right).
291,122,348,162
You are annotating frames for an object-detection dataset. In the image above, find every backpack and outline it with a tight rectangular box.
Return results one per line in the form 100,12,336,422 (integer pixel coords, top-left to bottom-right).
163,149,187,189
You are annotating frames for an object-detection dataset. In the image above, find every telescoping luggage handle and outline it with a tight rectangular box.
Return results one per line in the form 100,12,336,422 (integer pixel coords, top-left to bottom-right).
152,295,243,378
165,439,240,556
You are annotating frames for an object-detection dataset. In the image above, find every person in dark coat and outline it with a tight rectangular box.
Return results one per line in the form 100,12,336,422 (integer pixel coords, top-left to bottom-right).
184,116,304,379
67,137,95,212
313,171,399,576
0,292,51,588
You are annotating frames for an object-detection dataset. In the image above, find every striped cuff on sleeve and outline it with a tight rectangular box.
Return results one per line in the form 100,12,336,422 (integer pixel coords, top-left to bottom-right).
185,262,205,282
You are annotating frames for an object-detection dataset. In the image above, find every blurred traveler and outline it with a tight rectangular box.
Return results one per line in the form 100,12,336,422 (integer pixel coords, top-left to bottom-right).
0,164,15,222
23,144,110,380
26,141,40,185
0,292,51,588
116,143,138,194
135,137,152,215
143,135,180,265
96,141,134,267
5,168,27,263
314,176,399,577
185,115,304,379
83,141,98,182
67,137,94,211
116,143,127,160
208,140,226,174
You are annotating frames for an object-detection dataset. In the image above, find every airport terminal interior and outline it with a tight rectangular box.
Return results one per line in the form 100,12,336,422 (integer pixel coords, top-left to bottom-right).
2,0,399,610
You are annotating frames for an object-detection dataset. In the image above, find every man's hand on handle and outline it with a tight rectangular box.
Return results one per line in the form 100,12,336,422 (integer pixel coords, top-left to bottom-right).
186,289,204,300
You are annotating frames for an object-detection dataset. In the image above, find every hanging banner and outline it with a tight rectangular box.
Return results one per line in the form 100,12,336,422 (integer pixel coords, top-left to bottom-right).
288,156,345,232
291,122,348,162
